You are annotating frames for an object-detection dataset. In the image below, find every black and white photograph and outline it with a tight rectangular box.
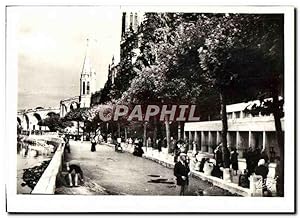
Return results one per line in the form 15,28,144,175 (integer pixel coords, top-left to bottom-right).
4,4,295,213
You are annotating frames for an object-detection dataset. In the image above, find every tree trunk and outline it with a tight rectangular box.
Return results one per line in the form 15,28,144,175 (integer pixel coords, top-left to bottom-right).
111,122,114,141
143,123,147,150
165,115,171,153
272,90,284,196
220,92,229,167
77,121,80,137
178,121,181,140
117,122,121,138
153,117,157,149
125,127,128,141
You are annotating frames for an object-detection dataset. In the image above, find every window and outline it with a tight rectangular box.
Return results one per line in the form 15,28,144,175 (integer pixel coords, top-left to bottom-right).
82,81,85,95
227,112,233,119
235,112,240,119
87,81,90,94
244,112,250,118
130,13,133,29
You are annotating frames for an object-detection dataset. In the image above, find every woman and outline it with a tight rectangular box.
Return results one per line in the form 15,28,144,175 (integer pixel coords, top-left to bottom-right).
91,137,96,152
230,148,239,175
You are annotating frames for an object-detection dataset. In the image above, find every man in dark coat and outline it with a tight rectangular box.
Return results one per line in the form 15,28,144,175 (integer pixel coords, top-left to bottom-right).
214,145,223,167
174,153,190,195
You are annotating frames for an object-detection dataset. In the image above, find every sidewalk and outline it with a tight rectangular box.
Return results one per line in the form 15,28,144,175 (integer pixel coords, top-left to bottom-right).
56,141,235,196
113,143,251,197
55,141,112,195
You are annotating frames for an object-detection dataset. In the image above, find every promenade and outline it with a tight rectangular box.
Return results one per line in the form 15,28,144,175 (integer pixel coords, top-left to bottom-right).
55,140,235,196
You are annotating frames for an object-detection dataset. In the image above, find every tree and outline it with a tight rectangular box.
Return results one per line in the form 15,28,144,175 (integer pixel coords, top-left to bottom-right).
241,15,284,196
38,113,73,132
198,14,264,167
120,13,214,152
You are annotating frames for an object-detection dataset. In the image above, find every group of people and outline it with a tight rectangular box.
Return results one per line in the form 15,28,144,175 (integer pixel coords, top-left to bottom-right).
214,144,239,175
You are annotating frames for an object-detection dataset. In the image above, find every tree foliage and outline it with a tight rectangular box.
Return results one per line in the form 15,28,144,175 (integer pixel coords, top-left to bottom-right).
38,113,73,132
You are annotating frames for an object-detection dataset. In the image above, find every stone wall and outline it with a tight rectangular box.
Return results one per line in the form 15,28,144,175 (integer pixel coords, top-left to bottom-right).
31,137,65,194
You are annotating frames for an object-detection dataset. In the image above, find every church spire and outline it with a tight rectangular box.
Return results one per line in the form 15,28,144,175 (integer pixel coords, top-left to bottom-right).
82,38,91,75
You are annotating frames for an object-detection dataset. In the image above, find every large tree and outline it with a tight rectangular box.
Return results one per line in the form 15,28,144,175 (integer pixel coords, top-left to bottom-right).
38,113,73,132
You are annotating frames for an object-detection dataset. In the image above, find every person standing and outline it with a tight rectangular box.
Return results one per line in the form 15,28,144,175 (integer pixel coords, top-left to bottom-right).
64,135,71,153
174,153,190,196
147,137,152,148
91,137,96,152
230,148,239,175
214,145,223,167
157,138,162,152
173,143,181,163
223,146,231,168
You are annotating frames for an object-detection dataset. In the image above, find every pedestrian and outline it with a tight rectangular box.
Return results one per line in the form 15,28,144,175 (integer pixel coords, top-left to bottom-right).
133,143,144,157
174,153,190,196
260,149,269,163
223,146,231,168
230,147,239,175
173,143,181,163
66,160,84,187
254,159,269,196
157,138,162,152
147,137,152,148
91,137,96,152
169,137,175,153
214,144,223,167
245,147,253,177
64,135,71,153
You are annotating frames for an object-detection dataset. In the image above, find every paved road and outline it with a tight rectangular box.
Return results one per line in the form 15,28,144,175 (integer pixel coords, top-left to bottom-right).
55,140,235,196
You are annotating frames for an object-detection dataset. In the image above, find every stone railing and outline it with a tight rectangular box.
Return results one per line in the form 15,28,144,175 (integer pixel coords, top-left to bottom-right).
31,138,65,194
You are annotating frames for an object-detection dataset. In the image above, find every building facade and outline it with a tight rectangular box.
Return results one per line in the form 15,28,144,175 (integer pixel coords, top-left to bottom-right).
184,100,284,166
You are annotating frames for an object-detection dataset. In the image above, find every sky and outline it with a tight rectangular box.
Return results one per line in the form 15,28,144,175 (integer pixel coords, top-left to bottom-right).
15,6,122,110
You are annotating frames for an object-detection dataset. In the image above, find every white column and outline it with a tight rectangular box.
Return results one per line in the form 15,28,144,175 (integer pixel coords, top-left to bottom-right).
184,131,188,141
236,131,240,149
195,132,200,151
216,131,221,145
227,132,230,147
249,131,252,148
262,131,266,151
201,131,205,152
188,131,193,150
177,122,181,140
208,131,213,153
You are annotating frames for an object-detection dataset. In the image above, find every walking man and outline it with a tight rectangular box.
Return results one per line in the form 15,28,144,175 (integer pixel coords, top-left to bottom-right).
174,153,190,195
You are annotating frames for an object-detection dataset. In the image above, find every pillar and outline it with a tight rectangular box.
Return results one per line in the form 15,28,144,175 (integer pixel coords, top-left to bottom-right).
178,122,181,140
248,131,251,148
195,131,200,151
236,131,240,149
188,131,193,150
184,131,188,142
201,131,205,152
208,131,213,153
216,131,221,145
236,131,243,157
249,131,255,148
227,132,230,147
262,131,266,151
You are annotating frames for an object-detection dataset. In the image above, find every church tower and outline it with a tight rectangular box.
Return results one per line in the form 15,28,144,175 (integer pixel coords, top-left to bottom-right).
80,38,97,108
